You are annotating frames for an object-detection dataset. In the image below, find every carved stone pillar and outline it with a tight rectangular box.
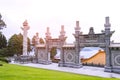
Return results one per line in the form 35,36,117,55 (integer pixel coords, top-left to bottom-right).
104,17,112,72
21,20,30,56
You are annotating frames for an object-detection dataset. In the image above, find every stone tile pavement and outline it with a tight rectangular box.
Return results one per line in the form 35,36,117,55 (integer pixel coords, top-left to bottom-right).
11,63,120,78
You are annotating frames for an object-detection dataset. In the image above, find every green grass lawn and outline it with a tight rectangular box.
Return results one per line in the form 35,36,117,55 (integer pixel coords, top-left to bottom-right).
0,62,118,80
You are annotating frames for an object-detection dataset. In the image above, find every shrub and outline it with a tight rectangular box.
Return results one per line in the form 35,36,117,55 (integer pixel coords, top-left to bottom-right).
0,57,9,63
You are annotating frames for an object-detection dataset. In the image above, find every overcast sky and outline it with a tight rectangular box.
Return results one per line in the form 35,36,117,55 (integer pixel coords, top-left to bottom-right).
1,0,120,43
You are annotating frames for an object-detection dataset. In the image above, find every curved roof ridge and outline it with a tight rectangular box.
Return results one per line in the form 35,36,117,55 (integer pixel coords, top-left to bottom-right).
80,47,104,59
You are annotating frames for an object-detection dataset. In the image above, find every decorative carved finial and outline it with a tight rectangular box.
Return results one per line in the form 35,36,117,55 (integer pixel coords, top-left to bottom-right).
47,27,50,33
22,20,30,30
89,27,94,34
61,25,64,31
23,20,28,26
36,32,39,37
104,16,111,28
45,27,51,38
75,21,80,31
105,17,109,24
60,25,65,36
76,21,79,27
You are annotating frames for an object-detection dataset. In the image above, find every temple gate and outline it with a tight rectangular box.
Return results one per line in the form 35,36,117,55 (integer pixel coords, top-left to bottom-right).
35,17,120,73
36,25,66,64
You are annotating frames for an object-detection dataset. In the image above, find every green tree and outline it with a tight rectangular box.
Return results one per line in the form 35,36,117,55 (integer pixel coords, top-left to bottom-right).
32,36,45,46
0,48,9,57
8,33,31,56
0,32,7,49
32,35,36,46
0,14,6,30
27,37,31,52
50,47,57,59
39,38,44,44
0,14,7,56
0,32,8,56
8,34,20,56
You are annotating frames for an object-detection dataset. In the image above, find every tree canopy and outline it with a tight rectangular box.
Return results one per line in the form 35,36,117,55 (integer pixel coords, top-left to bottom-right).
0,32,8,57
0,32,7,49
32,35,36,46
39,38,45,44
0,14,6,30
32,36,45,46
8,33,31,56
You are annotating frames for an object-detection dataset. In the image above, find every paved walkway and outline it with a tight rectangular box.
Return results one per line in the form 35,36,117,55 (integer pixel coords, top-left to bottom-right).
11,63,120,78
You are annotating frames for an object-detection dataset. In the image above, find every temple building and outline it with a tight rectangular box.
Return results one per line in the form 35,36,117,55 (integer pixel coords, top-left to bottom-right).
80,47,106,66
